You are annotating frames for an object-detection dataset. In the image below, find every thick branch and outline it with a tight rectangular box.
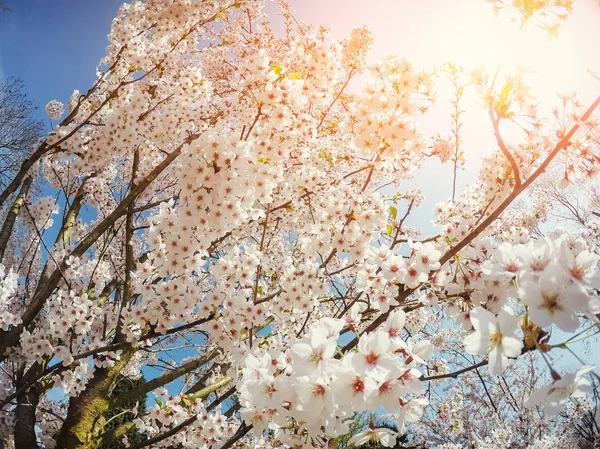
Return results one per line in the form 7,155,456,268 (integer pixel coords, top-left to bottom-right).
110,349,220,409
221,423,252,449
114,149,140,341
0,175,31,262
55,175,94,246
0,314,215,412
187,375,232,401
13,364,43,449
490,107,521,187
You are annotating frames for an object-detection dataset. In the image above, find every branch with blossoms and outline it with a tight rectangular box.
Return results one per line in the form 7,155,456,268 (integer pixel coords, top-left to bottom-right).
440,93,600,265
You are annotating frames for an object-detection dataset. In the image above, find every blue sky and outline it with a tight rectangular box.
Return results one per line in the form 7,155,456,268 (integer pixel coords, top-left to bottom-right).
0,0,123,126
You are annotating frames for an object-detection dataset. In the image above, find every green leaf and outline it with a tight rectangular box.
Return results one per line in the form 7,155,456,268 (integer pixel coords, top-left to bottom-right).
155,398,163,408
386,225,393,236
390,206,397,220
271,64,282,75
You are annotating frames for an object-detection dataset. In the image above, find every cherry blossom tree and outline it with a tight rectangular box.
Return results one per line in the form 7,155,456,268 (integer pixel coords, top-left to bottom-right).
0,1,599,448
411,351,599,448
568,375,600,448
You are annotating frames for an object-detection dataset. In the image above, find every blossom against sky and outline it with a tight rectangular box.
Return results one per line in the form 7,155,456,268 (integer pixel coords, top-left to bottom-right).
2,0,600,284
2,0,600,122
284,0,600,100
275,0,600,233
2,0,600,259
2,0,599,260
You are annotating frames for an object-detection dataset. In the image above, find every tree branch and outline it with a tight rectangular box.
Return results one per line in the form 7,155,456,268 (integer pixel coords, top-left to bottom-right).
0,175,31,262
110,349,221,409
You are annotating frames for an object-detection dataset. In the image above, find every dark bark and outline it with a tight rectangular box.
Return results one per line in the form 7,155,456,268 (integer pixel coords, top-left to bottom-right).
14,363,43,449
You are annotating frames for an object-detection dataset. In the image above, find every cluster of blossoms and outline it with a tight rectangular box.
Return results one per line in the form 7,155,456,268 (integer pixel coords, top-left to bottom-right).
351,55,434,166
20,196,59,232
133,387,239,448
0,265,19,330
237,310,432,445
429,134,455,164
381,240,442,288
480,234,600,332
441,232,600,416
45,100,64,120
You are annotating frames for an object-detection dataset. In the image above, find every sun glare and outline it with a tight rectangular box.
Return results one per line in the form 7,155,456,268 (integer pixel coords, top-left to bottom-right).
426,1,598,110
446,7,572,105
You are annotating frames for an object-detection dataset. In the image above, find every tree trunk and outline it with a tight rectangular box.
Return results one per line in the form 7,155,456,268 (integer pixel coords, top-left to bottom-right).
55,348,135,449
